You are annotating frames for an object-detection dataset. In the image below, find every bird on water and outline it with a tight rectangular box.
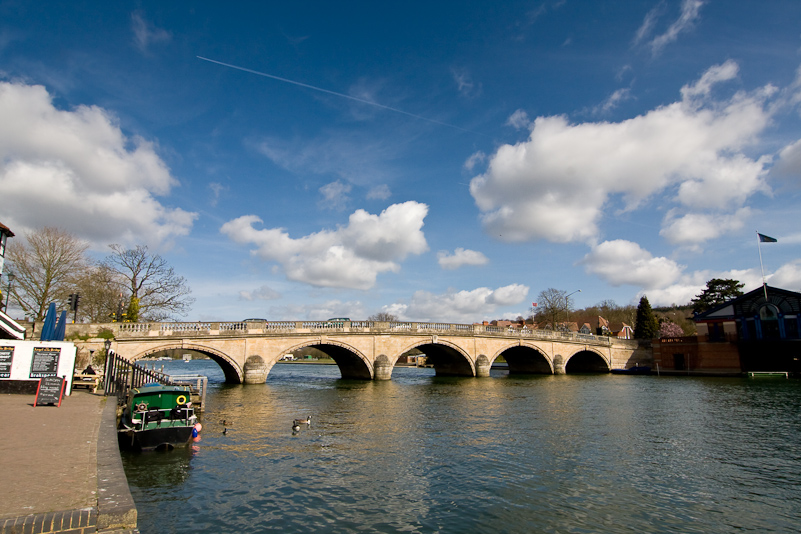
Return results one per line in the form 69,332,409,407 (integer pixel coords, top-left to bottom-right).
292,415,311,432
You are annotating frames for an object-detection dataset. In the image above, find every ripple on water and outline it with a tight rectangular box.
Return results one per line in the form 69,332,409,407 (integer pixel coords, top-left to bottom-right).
126,362,801,533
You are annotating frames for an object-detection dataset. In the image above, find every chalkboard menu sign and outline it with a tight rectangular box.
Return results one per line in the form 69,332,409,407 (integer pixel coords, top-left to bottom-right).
35,376,65,407
30,347,60,378
0,345,13,378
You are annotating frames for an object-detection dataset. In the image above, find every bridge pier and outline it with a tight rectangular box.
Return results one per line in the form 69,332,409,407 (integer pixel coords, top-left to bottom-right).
475,355,491,377
243,355,270,384
553,355,566,375
374,355,392,381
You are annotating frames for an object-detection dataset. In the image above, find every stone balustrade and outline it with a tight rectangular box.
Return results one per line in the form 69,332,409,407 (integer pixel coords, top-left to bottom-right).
106,320,614,346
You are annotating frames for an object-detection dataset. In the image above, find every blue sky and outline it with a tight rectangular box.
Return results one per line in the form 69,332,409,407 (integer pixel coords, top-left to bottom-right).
2,1,801,323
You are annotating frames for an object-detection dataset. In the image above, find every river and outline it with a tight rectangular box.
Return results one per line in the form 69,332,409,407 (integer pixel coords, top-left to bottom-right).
122,359,801,533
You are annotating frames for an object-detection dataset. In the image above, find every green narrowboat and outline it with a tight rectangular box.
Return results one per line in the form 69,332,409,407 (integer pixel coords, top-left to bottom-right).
118,383,199,452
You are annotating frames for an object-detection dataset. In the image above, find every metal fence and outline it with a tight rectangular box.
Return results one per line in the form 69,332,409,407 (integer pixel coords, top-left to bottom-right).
103,350,174,405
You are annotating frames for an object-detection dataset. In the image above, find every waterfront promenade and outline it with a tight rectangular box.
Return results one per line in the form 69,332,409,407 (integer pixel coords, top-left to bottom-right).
0,391,138,534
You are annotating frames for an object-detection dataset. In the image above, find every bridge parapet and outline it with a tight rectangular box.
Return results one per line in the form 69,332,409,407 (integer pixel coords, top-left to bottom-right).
110,320,618,346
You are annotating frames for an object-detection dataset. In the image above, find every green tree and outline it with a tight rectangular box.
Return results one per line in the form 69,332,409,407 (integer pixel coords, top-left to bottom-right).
634,295,659,339
691,278,745,313
126,296,140,323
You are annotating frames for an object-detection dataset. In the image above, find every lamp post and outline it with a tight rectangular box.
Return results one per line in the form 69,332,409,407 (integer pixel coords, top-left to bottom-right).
3,273,14,312
565,289,581,325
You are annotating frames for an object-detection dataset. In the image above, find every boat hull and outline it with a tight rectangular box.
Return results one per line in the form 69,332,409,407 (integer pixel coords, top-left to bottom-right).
118,426,194,452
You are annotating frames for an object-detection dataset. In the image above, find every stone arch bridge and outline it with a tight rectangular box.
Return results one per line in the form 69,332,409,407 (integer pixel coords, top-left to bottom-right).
91,320,648,384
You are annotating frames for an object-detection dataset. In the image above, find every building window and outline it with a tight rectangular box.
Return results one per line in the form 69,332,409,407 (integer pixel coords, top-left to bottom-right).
708,322,725,342
759,304,781,339
785,315,799,339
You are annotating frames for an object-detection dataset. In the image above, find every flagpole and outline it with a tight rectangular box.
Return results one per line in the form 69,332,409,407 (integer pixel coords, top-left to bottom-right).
757,231,768,301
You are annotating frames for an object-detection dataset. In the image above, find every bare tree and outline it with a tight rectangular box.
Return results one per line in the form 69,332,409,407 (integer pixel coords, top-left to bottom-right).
6,227,89,321
533,288,569,329
368,312,398,322
102,244,194,321
71,263,123,322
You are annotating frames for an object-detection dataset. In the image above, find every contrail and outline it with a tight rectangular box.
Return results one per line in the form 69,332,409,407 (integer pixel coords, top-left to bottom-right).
197,56,479,135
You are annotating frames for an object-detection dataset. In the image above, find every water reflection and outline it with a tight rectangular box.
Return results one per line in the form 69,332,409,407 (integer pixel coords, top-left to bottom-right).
124,360,801,534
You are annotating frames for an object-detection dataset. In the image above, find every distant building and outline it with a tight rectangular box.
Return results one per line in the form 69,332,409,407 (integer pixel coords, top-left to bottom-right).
653,285,801,375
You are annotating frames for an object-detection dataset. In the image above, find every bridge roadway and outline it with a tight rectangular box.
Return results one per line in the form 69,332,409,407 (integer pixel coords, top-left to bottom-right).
89,320,649,384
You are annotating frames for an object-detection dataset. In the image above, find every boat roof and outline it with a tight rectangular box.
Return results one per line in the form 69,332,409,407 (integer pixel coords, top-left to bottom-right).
133,383,190,395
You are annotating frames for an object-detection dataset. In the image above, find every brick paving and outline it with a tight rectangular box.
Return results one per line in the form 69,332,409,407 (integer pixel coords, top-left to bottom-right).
0,390,138,533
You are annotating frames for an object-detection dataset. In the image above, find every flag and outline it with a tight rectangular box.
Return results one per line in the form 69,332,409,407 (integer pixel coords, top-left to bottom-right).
758,233,777,243
532,302,537,307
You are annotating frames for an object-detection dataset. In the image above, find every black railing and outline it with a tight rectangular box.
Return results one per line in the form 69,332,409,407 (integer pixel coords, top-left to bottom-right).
103,350,174,405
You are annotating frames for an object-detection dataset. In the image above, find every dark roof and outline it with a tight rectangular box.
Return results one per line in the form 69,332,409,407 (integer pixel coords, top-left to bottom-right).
0,222,14,238
694,285,801,321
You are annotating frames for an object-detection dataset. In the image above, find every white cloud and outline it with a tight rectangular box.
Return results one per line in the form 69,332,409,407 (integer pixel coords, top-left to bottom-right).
596,88,633,114
772,138,801,182
660,208,751,246
366,184,391,200
452,67,481,98
642,268,763,307
636,262,801,307
388,283,529,323
209,182,227,207
131,12,171,54
680,59,739,101
239,285,282,301
769,261,801,291
464,151,486,171
255,134,399,187
636,0,705,56
437,248,489,270
0,81,195,248
580,240,684,289
469,62,774,244
319,180,352,210
220,201,429,290
505,109,531,130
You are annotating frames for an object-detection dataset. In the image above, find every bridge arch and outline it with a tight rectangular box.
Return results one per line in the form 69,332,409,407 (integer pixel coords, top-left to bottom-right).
284,340,373,380
130,343,244,384
395,339,475,378
564,348,610,373
493,343,554,375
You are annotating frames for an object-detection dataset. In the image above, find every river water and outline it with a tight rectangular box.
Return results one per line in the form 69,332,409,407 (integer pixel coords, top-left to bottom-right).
122,360,801,533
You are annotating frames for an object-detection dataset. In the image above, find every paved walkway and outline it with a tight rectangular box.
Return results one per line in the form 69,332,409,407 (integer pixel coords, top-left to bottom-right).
0,390,138,533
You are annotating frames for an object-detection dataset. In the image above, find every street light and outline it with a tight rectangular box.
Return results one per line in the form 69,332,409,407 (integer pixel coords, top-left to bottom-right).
565,289,581,325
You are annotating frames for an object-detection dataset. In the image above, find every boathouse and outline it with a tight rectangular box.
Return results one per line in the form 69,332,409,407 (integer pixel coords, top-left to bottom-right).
653,285,801,375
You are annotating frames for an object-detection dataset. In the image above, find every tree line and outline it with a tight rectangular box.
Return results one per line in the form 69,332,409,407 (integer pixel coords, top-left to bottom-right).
3,227,194,323
520,279,745,339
